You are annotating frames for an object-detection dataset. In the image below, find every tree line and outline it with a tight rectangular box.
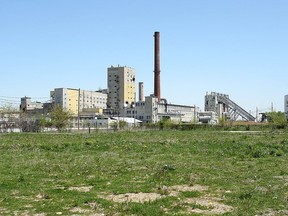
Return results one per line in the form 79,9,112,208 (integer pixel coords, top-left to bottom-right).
1,103,288,132
1,105,71,132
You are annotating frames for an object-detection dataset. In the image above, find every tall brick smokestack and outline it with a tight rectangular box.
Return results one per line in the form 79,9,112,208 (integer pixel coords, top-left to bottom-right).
154,31,160,102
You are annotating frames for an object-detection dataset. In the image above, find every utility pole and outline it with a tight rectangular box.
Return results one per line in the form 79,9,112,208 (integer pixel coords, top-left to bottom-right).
194,104,196,123
78,88,80,131
134,92,136,127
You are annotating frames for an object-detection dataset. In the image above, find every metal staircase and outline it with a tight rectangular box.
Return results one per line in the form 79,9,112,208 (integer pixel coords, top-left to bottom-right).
216,94,255,121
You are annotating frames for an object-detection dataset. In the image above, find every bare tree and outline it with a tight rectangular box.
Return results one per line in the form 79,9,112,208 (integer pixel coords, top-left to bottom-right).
0,104,20,133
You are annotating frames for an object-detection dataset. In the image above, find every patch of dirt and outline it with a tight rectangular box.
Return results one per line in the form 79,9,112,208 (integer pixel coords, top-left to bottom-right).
10,190,20,196
35,193,50,200
14,195,38,202
256,208,288,216
53,185,65,190
84,202,106,216
23,204,33,208
98,184,233,215
170,184,208,192
103,192,163,203
70,207,91,214
70,207,105,216
36,194,45,199
42,178,55,183
68,186,93,192
185,197,234,215
255,186,269,193
13,210,46,216
273,176,288,181
0,208,10,214
273,176,288,187
14,193,50,202
167,184,208,196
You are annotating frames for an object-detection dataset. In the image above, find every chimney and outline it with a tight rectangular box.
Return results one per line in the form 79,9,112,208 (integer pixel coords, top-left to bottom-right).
139,82,144,101
154,31,160,102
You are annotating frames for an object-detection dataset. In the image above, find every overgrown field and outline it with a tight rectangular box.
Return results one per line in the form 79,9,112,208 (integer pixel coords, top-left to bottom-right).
0,130,287,215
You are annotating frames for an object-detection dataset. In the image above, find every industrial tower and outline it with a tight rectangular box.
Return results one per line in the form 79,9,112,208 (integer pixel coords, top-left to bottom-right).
107,66,136,110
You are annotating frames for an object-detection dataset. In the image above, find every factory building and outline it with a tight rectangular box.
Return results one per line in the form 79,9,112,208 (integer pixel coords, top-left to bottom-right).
205,92,229,119
20,96,44,112
50,88,107,116
119,95,198,123
119,96,156,123
18,31,202,128
116,31,199,124
107,66,136,110
204,92,255,122
20,96,52,115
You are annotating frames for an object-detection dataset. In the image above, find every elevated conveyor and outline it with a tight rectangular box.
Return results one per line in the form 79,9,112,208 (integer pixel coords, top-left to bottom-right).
205,92,255,122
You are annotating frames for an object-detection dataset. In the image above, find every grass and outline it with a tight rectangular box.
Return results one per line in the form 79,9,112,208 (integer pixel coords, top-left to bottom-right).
0,129,287,215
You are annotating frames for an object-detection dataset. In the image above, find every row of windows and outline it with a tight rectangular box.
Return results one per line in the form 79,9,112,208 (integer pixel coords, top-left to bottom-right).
135,102,145,107
65,98,105,101
65,102,106,107
126,79,135,82
108,79,119,82
68,104,105,111
63,93,105,99
66,98,106,103
108,74,119,78
127,115,151,120
79,96,106,99
66,101,106,105
127,110,137,114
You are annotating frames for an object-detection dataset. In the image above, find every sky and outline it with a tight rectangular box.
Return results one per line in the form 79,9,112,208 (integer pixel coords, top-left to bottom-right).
0,0,287,114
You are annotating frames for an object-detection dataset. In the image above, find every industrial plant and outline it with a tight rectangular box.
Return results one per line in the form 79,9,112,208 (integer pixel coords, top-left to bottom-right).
13,31,261,130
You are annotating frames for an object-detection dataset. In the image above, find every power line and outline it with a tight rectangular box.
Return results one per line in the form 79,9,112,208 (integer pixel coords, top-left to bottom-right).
0,98,20,103
0,95,50,99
